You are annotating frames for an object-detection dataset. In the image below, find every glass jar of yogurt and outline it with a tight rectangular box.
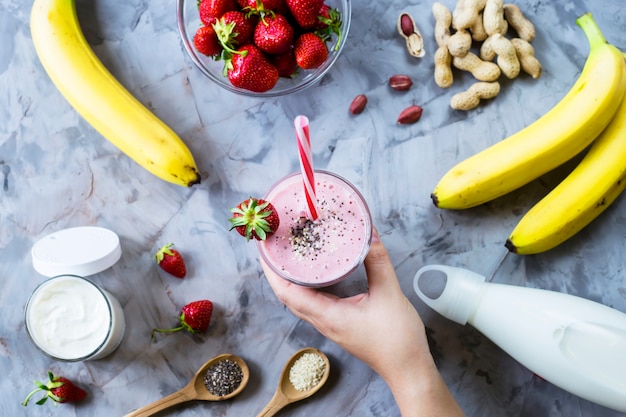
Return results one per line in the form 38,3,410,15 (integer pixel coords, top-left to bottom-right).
25,275,125,361
25,226,126,361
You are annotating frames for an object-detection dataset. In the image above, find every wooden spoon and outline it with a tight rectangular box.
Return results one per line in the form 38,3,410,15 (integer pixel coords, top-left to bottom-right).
124,353,249,417
256,347,330,417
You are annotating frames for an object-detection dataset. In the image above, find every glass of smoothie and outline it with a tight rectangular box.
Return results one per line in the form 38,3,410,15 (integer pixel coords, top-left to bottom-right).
257,170,372,287
25,275,126,361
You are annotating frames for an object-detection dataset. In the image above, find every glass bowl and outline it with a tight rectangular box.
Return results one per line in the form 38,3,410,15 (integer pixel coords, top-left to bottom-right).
176,0,351,97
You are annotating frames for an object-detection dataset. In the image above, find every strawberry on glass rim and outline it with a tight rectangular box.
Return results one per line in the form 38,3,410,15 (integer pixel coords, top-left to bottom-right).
229,197,280,241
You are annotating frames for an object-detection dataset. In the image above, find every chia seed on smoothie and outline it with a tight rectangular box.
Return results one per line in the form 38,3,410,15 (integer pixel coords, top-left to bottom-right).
258,171,372,287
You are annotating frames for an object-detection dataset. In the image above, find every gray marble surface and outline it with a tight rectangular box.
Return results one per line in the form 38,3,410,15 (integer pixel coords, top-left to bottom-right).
2,0,626,416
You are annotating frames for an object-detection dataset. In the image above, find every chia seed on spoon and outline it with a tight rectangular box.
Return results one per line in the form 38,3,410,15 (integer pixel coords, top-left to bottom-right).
203,359,243,397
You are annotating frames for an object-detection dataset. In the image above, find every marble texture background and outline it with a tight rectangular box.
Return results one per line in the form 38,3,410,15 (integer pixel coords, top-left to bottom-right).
1,0,626,416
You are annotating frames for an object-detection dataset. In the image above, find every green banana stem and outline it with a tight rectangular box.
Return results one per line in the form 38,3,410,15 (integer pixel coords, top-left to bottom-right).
576,13,608,47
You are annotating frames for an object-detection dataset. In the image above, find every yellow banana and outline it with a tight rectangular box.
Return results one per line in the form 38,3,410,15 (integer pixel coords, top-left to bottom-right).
506,55,626,255
30,0,201,187
431,13,626,209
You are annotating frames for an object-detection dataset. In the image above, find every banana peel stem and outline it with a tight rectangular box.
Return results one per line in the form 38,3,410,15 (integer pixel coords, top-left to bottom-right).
504,239,517,253
576,13,608,47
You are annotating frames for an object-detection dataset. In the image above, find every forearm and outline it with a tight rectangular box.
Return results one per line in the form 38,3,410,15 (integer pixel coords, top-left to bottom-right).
385,359,465,417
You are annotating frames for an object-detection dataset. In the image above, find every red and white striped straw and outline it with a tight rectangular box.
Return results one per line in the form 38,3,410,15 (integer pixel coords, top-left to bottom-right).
294,115,318,220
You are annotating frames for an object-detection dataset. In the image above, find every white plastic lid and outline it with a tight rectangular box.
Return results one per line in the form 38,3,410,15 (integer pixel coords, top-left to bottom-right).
413,264,486,325
31,226,122,277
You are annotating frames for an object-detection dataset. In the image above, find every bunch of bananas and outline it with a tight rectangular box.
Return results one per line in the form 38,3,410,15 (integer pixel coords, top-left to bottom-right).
30,0,201,187
431,13,626,255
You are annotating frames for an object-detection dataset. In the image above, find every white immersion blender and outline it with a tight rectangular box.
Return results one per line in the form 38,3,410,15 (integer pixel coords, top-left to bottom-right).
413,264,626,413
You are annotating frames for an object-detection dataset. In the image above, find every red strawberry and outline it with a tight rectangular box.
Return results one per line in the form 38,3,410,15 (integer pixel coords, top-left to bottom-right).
215,10,258,48
22,372,87,406
194,25,222,57
229,197,280,241
226,45,279,92
199,0,238,26
155,243,187,279
272,0,293,20
241,0,280,14
271,49,298,77
294,32,328,69
274,0,292,17
286,0,323,29
315,5,343,48
254,14,295,55
314,3,330,29
152,300,214,337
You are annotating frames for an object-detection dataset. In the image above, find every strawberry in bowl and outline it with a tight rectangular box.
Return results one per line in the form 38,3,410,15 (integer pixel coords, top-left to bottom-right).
177,0,351,96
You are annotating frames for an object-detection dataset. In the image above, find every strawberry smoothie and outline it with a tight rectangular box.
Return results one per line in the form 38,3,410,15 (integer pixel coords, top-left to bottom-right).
257,171,372,287
25,275,125,361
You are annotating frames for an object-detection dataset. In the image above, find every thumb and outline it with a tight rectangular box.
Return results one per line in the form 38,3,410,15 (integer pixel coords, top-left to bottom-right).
363,227,400,293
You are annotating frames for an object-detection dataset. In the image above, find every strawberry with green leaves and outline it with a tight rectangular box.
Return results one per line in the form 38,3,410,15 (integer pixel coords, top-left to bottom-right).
194,25,222,57
241,0,280,18
22,372,87,406
226,45,279,92
254,14,295,55
294,32,328,69
314,4,343,48
230,197,280,241
155,243,187,279
216,10,258,47
314,3,330,29
152,300,214,337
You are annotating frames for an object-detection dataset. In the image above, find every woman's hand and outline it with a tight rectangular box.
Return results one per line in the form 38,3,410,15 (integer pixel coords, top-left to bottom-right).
261,227,465,417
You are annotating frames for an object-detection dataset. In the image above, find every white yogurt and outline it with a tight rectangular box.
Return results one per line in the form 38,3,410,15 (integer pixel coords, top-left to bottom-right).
25,275,125,361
